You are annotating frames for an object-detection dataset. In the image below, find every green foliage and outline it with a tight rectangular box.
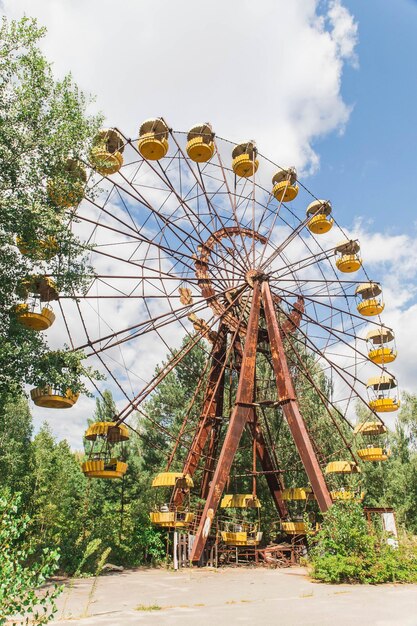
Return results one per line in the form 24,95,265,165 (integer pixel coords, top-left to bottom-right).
358,394,417,533
0,395,33,498
140,335,207,470
3,336,417,586
28,404,165,574
0,491,62,625
307,501,417,584
0,16,103,406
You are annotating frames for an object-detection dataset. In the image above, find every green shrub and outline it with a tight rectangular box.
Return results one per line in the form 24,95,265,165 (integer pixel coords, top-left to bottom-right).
0,492,62,625
307,502,417,584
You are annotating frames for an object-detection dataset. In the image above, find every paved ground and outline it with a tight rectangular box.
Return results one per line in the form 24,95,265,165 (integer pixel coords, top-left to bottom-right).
52,566,417,626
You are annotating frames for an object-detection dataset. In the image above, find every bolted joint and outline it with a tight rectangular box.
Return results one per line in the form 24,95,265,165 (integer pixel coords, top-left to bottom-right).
245,268,267,288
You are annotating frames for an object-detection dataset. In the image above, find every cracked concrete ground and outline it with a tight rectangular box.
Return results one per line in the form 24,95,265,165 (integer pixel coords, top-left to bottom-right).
51,566,417,625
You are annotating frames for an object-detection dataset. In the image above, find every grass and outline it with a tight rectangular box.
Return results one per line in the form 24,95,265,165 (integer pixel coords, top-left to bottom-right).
135,603,163,611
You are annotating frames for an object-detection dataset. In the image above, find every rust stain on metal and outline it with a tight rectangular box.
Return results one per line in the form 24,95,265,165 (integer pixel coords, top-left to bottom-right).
190,282,262,563
262,281,332,512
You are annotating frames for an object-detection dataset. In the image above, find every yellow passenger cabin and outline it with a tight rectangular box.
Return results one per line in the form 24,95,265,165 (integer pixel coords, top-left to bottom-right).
138,118,169,160
82,420,129,479
272,168,298,202
357,447,390,462
353,420,387,436
47,159,87,208
232,141,258,178
16,235,59,261
281,520,309,535
15,303,55,331
15,276,58,332
331,490,365,502
90,128,125,175
306,199,333,234
367,375,400,413
356,282,384,316
281,487,312,501
325,460,361,474
334,240,362,273
30,387,79,409
219,493,262,546
366,327,397,364
150,472,195,529
186,123,215,162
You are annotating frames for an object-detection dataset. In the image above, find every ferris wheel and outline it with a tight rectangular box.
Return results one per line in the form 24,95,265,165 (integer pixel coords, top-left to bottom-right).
20,119,399,562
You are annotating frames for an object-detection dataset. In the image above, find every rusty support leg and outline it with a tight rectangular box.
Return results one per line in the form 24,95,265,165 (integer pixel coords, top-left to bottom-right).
200,417,222,499
190,282,262,563
173,325,228,507
201,332,246,498
248,420,288,518
262,281,332,512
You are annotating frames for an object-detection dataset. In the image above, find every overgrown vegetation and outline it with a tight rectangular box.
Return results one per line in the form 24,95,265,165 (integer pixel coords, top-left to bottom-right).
3,338,417,583
307,501,417,584
0,16,102,407
0,493,62,625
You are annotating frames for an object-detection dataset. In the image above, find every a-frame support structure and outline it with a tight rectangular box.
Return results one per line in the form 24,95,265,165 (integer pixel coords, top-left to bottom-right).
177,279,332,563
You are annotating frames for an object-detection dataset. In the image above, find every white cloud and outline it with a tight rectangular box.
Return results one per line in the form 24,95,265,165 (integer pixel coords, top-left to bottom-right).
17,1,417,452
3,0,358,173
328,0,359,65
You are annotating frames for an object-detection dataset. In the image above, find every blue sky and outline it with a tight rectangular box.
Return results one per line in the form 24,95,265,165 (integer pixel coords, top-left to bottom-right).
313,0,417,233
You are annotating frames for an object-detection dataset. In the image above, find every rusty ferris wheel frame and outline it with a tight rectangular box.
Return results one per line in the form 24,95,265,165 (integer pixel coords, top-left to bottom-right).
57,125,395,563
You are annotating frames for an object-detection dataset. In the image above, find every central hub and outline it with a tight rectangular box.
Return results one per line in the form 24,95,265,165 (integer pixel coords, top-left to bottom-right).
245,268,265,288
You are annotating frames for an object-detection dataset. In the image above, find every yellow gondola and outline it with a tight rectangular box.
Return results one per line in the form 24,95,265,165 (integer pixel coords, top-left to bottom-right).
15,276,58,332
331,490,365,501
325,460,361,474
15,303,55,331
90,128,124,175
47,159,87,208
186,123,215,162
357,447,390,462
231,141,258,178
356,282,384,316
334,240,362,273
16,236,59,261
220,522,263,546
281,521,308,535
150,510,195,528
281,487,312,501
353,420,387,436
151,472,193,488
82,420,129,479
30,386,79,409
272,168,298,202
84,421,129,443
306,199,333,234
138,118,169,160
366,327,397,364
150,472,194,528
367,375,400,412
219,493,262,545
220,493,261,508
19,276,59,302
82,459,127,479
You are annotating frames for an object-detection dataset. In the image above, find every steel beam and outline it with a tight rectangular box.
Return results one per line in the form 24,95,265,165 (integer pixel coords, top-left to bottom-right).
248,419,288,518
262,281,332,512
173,325,228,507
190,281,262,562
200,419,222,499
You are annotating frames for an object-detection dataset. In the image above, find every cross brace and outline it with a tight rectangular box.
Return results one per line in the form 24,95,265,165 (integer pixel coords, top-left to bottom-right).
185,280,331,563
